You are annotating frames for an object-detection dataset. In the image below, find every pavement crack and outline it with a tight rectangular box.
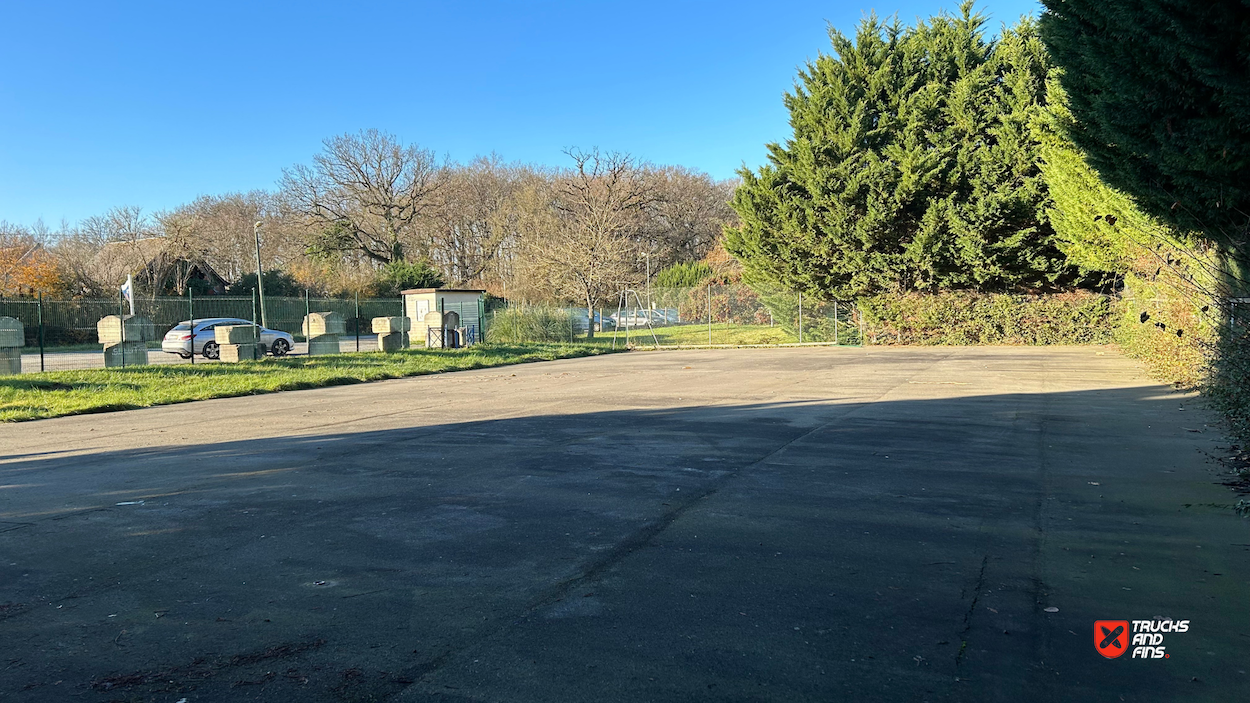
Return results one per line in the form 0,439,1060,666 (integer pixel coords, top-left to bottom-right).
955,554,989,671
399,401,877,694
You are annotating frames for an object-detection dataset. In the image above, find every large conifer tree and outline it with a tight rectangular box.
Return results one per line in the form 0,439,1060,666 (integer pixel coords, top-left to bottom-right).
1039,0,1250,247
727,4,1073,299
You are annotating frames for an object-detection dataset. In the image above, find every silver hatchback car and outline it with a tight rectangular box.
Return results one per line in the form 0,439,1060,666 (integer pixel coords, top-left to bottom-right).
161,318,295,359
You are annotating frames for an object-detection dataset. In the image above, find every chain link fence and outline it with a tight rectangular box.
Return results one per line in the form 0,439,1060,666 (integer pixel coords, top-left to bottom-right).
482,285,863,347
1,285,864,374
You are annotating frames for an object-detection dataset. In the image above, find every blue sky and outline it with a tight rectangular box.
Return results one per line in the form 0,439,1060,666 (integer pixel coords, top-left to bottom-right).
0,0,1041,227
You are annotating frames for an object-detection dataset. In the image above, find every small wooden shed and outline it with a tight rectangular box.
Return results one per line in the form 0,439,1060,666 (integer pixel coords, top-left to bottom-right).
402,288,485,345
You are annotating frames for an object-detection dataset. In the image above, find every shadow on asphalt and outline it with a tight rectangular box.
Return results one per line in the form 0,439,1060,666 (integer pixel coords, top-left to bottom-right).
0,387,1245,702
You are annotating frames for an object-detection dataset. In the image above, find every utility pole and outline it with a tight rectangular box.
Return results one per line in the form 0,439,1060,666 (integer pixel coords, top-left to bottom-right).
253,221,267,328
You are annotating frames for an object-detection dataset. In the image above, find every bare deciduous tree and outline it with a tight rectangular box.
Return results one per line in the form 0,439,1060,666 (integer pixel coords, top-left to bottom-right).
281,129,445,265
425,155,530,286
641,167,738,269
513,149,659,337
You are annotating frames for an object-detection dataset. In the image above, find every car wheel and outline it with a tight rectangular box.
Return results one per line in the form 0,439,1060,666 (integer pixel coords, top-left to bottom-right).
202,341,220,360
270,339,291,357
178,352,191,359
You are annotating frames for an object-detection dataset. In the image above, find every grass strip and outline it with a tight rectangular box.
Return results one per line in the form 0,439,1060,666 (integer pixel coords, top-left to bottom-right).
0,343,619,423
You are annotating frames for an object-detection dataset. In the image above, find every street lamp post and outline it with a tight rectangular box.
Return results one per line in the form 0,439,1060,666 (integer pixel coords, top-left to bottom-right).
253,221,267,329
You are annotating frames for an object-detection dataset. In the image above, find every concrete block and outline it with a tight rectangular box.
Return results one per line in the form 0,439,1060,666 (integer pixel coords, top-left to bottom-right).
302,312,346,337
377,331,410,351
0,316,24,348
307,334,341,356
0,346,20,375
215,325,258,344
98,315,154,343
220,343,260,362
372,316,411,334
103,341,149,367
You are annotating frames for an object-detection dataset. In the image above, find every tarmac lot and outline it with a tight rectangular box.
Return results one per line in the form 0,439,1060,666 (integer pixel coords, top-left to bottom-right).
0,346,1247,702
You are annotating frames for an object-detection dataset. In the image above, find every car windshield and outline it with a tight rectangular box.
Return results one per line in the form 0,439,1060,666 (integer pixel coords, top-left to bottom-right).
172,323,191,331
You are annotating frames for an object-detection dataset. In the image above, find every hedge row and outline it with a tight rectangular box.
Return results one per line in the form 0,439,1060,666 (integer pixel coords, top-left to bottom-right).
858,291,1116,346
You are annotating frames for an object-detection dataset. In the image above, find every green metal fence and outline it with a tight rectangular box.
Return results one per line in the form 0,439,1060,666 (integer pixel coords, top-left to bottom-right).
481,285,863,347
0,293,413,373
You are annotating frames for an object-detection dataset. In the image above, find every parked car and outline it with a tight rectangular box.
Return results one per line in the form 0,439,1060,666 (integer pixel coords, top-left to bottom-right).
610,309,678,328
590,311,617,332
161,318,294,359
611,311,653,329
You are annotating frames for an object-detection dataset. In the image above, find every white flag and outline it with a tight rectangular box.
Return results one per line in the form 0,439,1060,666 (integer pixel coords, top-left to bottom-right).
121,275,135,316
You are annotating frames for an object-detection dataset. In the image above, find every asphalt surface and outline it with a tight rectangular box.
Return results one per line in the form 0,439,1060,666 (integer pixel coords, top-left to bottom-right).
0,347,1247,702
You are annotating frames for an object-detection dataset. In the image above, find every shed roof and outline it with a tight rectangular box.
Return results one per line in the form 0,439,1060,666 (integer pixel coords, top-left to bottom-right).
401,288,486,295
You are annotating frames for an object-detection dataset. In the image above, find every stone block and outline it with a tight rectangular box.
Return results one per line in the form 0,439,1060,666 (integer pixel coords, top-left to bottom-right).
0,316,24,348
220,343,260,362
377,331,410,351
307,334,341,356
103,341,149,367
215,325,258,344
98,315,154,343
372,316,411,334
302,312,346,337
0,347,20,375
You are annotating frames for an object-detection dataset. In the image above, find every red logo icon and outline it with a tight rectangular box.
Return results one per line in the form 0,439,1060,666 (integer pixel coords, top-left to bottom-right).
1096,620,1130,658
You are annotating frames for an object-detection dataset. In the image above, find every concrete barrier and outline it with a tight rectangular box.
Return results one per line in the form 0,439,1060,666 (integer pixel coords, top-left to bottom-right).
372,316,411,334
0,347,19,375
0,317,22,375
97,315,154,344
307,335,341,356
215,325,258,345
0,316,24,349
103,341,149,367
302,312,346,337
220,343,260,362
377,331,410,351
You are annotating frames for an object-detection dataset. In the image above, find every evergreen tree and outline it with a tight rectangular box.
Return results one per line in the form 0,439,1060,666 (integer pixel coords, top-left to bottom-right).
727,4,1074,299
1039,0,1250,248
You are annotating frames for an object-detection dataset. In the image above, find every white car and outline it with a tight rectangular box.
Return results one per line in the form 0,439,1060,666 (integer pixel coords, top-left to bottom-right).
161,318,294,359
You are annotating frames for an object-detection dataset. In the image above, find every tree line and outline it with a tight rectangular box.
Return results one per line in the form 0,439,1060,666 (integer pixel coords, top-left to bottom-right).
0,135,736,307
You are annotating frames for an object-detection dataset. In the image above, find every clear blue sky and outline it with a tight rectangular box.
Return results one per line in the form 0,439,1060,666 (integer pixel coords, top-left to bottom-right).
0,0,1041,227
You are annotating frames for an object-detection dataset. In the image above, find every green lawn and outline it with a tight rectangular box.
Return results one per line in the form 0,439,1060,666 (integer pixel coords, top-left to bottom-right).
0,343,618,422
592,323,799,346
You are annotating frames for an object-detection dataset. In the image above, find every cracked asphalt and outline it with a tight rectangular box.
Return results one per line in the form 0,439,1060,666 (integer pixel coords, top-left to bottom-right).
1,346,1247,702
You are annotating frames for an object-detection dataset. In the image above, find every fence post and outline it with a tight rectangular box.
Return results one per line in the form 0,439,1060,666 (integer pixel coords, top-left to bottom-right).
355,292,361,352
707,284,712,345
252,288,259,345
798,292,804,344
834,301,839,345
188,288,194,365
37,292,45,372
304,290,311,346
119,291,126,369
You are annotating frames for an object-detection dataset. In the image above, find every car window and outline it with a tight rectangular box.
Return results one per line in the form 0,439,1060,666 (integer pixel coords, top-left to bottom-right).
172,323,191,331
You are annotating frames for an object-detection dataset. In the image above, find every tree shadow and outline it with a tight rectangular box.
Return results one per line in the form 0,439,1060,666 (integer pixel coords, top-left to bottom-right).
0,385,1236,702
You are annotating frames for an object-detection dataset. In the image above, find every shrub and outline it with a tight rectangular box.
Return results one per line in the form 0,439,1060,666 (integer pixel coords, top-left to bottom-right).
487,306,577,343
655,262,712,289
370,260,444,297
859,291,1115,345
